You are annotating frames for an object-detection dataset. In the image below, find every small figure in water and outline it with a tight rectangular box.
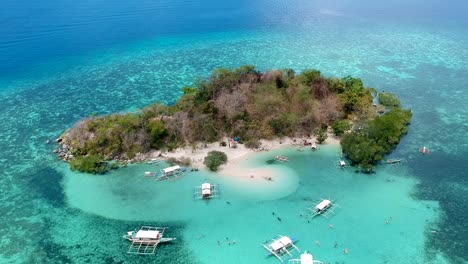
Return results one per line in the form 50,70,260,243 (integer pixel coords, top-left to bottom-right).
385,216,393,224
329,224,334,229
272,212,276,215
232,240,236,245
315,240,320,246
217,240,220,246
344,248,349,254
334,242,338,248
226,201,231,205
277,217,282,222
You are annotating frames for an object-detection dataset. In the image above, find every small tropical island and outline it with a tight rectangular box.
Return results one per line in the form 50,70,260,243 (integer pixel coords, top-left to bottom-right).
55,65,411,174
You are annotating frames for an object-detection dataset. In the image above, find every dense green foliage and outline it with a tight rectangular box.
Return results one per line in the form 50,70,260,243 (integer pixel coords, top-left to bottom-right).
378,92,401,107
314,127,328,144
332,120,351,136
61,65,401,173
69,155,116,174
203,151,228,171
341,108,412,171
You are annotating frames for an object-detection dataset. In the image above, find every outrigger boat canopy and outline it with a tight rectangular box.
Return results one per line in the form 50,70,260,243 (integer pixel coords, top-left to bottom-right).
308,198,339,218
163,165,180,174
194,182,220,200
158,165,185,181
315,199,331,211
123,226,176,255
262,235,300,263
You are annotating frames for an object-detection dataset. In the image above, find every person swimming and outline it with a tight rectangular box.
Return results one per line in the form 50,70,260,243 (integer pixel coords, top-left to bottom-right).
277,217,282,221
344,248,349,254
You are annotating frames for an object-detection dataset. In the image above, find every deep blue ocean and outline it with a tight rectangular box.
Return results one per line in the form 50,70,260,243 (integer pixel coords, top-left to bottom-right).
0,0,467,263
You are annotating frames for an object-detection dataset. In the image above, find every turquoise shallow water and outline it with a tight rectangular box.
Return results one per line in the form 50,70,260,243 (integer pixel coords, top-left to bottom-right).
0,3,467,263
61,146,441,264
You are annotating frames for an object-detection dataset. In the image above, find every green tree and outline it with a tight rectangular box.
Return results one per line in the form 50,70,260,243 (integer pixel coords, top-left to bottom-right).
70,155,111,174
314,127,328,144
378,92,401,107
332,120,351,136
299,69,321,86
204,151,228,171
146,120,167,148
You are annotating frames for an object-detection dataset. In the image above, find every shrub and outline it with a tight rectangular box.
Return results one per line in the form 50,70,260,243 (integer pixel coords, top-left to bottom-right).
166,157,178,165
203,151,228,171
314,127,328,144
166,157,192,166
332,120,351,136
244,139,261,149
70,155,110,174
378,92,400,107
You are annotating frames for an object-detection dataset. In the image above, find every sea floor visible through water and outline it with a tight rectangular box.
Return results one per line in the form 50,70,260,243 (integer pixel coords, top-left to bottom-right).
0,6,467,263
61,145,442,264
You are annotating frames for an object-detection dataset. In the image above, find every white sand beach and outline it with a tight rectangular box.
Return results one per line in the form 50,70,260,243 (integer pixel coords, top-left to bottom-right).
160,134,340,180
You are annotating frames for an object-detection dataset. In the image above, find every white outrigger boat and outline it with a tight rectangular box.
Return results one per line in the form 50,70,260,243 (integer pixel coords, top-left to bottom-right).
339,160,347,168
144,171,157,177
147,158,163,164
275,155,289,162
289,251,324,264
123,226,176,255
308,199,339,218
311,143,317,151
262,235,300,263
157,165,185,181
194,182,220,200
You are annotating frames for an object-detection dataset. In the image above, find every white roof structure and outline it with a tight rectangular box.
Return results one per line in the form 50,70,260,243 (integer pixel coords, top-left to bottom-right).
315,199,331,210
201,183,211,195
300,252,313,264
269,236,293,251
163,165,180,174
135,230,160,239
